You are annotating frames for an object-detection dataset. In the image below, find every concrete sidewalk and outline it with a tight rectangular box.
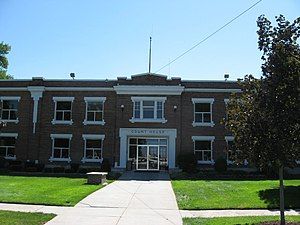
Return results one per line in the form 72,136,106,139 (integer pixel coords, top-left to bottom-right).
46,171,182,225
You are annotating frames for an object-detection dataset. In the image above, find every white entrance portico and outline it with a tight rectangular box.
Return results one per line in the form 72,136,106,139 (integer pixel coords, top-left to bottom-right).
118,128,177,170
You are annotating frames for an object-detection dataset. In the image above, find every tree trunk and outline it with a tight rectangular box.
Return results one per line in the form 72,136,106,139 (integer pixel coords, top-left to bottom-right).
279,165,285,225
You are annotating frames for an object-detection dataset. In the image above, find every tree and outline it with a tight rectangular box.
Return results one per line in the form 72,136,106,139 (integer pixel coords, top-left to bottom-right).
0,42,13,79
225,15,300,225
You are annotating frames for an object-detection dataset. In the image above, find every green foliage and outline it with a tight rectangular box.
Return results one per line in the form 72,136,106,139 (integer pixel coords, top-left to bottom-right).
0,42,13,79
177,153,197,173
214,157,227,173
225,15,300,169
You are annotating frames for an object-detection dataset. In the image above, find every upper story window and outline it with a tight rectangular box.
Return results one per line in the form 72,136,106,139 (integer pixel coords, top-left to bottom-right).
0,96,20,123
50,134,72,162
130,97,167,123
52,97,74,125
83,97,106,125
82,134,105,163
192,136,215,164
0,133,18,160
192,98,214,127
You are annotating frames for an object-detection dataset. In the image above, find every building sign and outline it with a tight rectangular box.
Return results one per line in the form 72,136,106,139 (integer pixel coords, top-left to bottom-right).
130,129,166,135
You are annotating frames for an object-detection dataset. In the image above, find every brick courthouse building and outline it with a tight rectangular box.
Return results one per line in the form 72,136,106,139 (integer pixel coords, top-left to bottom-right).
0,73,241,171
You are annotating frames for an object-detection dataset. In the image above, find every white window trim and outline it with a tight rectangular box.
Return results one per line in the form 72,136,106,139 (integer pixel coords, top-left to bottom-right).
192,98,215,127
0,133,18,160
0,96,20,123
225,136,234,164
52,97,74,125
130,96,167,123
49,134,72,162
83,97,106,125
81,134,105,163
192,136,215,164
224,98,230,104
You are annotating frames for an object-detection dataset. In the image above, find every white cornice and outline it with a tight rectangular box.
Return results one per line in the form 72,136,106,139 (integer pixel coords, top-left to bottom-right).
45,87,114,91
185,88,241,93
114,85,184,95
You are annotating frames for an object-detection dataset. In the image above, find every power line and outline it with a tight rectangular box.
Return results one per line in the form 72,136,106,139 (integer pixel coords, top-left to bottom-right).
155,0,263,73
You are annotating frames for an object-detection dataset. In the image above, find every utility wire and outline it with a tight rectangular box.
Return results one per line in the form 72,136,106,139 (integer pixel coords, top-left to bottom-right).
155,0,263,73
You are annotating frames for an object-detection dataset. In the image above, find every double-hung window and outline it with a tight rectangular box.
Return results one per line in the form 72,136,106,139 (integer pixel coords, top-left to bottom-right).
0,96,20,123
192,98,214,127
82,134,105,163
50,134,72,162
192,136,215,164
225,136,242,165
130,97,166,123
83,97,106,125
52,97,74,125
0,133,18,159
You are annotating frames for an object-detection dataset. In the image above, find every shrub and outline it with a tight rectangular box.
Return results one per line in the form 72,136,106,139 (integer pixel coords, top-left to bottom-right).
214,157,227,173
177,153,197,173
101,158,111,172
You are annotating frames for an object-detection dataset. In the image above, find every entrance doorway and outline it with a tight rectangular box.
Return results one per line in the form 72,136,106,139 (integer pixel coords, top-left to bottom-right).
128,137,168,171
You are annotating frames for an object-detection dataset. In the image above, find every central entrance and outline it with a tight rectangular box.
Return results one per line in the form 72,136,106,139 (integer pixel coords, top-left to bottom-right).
128,137,168,171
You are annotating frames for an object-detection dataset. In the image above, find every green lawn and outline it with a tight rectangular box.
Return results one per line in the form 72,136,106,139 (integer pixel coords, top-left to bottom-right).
172,179,300,210
183,216,300,225
0,175,105,206
0,210,55,225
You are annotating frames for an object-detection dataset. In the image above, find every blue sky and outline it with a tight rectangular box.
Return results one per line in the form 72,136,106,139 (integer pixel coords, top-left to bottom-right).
0,0,299,80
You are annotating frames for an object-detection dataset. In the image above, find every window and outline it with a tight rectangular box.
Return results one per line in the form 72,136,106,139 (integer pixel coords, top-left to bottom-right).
0,133,17,159
0,97,20,122
192,98,214,127
84,97,106,125
130,97,167,123
82,134,105,163
192,136,214,164
50,134,72,162
52,97,74,125
225,136,242,164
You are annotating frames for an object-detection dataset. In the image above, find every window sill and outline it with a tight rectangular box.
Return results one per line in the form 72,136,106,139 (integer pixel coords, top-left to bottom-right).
129,118,167,123
81,158,103,163
1,119,19,124
51,120,73,125
4,156,16,160
192,122,215,127
83,120,105,125
49,157,71,163
197,160,214,165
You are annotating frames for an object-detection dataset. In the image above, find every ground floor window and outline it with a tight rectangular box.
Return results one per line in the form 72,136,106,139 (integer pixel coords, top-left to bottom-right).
0,136,16,159
82,134,105,163
50,134,72,162
192,136,215,164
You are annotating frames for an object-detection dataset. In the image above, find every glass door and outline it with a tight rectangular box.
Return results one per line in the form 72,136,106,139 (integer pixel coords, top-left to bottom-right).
148,146,159,170
137,146,147,170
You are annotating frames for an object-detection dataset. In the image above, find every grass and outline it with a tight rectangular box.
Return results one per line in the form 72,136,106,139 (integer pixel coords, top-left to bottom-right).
0,175,106,206
183,216,300,225
172,179,300,210
0,210,55,225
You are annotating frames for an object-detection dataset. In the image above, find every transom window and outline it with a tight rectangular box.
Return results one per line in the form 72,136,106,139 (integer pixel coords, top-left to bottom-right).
52,97,74,125
50,134,72,162
192,136,215,164
131,97,166,123
84,97,106,125
0,135,17,159
0,97,20,122
192,98,214,127
82,134,105,163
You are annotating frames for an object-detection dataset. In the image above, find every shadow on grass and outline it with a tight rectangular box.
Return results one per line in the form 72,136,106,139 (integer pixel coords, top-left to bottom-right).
258,186,300,209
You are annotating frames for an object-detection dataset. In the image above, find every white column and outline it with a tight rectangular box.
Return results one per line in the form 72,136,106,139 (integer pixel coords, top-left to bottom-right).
28,86,45,134
119,135,127,168
168,132,177,169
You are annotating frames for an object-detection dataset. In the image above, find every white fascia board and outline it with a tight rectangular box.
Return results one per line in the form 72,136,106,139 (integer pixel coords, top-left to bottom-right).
0,87,27,91
114,85,184,95
192,136,215,141
0,96,21,101
52,96,74,101
185,88,242,93
0,133,18,138
131,96,167,102
45,87,114,91
84,97,106,102
50,134,73,139
82,134,105,140
192,98,214,103
225,136,234,141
